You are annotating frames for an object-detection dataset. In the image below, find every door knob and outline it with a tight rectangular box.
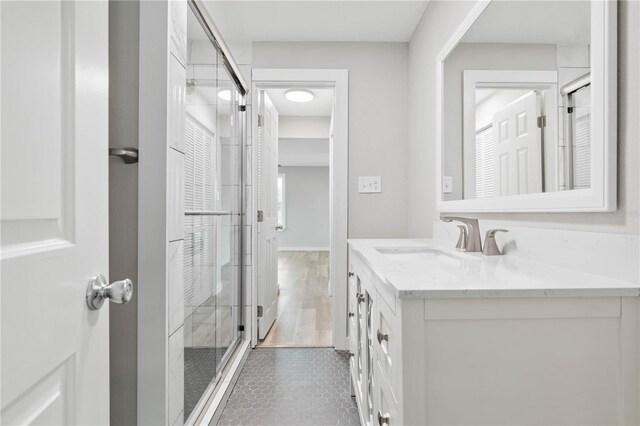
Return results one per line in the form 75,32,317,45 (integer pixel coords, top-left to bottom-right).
86,274,133,310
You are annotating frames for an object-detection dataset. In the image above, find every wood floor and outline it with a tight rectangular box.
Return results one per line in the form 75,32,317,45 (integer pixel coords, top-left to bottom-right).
259,251,332,347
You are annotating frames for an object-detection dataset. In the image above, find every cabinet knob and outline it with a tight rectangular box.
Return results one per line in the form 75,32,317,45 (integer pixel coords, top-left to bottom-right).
377,410,390,426
348,312,355,318
376,329,389,344
348,271,355,277
356,293,365,304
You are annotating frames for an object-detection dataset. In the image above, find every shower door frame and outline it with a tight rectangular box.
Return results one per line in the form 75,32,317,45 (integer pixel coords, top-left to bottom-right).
183,0,250,424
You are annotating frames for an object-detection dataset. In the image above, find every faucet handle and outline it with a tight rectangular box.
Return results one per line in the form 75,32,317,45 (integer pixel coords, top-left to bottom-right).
482,229,509,256
455,225,468,250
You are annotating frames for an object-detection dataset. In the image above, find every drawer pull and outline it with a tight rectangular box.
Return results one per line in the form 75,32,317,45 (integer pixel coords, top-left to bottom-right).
348,312,355,318
357,293,365,304
376,329,389,344
377,410,390,426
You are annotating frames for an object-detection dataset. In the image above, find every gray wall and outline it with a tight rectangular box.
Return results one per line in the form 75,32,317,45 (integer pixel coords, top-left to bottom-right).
407,0,639,236
278,167,330,249
253,42,409,239
109,1,139,424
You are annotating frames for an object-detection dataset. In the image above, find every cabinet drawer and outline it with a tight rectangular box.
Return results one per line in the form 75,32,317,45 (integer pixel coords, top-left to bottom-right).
375,288,398,399
376,363,398,426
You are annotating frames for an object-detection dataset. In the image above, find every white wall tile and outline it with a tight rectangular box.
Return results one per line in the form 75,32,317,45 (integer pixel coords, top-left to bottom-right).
168,148,185,241
169,240,185,336
184,312,193,347
169,0,187,67
169,327,184,425
172,410,184,426
169,55,186,153
220,145,239,186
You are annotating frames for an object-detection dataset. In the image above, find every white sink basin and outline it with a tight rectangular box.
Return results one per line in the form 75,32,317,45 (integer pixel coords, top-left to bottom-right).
375,246,467,262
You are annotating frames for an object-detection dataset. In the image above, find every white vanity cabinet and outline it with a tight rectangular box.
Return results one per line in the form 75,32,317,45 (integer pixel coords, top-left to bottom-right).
347,242,640,426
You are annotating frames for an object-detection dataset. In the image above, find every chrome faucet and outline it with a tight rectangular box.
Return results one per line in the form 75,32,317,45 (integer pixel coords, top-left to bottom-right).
441,216,482,252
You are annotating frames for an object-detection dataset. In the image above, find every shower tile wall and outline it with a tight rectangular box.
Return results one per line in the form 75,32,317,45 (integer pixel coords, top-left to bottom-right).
168,22,188,425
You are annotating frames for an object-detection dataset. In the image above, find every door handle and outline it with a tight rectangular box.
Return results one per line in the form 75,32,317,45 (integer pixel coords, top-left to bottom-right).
86,274,133,310
377,410,390,426
109,147,138,164
377,329,389,344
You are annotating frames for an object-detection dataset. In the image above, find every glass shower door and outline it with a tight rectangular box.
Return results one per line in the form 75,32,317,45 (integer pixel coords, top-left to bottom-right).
184,4,243,422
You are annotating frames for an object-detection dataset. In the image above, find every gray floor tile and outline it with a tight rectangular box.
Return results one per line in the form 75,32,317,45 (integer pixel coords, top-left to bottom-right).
217,348,361,426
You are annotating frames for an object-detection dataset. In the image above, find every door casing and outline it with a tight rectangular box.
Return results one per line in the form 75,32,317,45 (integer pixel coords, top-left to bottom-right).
251,69,349,350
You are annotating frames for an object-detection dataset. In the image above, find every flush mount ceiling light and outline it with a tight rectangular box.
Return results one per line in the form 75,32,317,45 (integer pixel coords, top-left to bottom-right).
284,89,315,103
218,89,231,101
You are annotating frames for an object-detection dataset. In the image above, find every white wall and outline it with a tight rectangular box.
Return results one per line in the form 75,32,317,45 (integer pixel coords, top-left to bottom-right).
407,0,640,236
278,166,330,249
253,42,409,238
279,116,331,139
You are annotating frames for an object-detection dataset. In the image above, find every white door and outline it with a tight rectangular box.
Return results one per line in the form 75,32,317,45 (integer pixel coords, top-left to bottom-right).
493,90,543,196
1,2,112,424
257,91,279,339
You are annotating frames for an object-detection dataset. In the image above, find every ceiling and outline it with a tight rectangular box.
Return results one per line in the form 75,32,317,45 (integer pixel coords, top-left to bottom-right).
279,139,330,167
202,1,430,42
266,88,333,117
463,1,590,45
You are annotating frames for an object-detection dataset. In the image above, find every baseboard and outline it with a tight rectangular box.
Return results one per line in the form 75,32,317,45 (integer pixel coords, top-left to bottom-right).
196,340,251,426
278,247,330,252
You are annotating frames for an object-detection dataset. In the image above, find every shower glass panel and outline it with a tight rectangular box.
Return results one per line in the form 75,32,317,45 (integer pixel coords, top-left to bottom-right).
184,3,243,422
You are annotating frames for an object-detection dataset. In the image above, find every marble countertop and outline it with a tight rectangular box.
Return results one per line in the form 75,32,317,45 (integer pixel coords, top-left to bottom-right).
348,239,640,299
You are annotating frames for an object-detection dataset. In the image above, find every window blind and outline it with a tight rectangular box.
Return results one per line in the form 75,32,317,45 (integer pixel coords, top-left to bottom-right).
475,125,495,199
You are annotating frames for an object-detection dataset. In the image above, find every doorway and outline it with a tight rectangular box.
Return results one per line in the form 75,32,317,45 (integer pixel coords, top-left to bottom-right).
257,88,334,347
251,69,349,351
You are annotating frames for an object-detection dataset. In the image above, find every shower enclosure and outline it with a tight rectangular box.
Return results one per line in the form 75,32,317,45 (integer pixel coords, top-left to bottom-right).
183,2,246,422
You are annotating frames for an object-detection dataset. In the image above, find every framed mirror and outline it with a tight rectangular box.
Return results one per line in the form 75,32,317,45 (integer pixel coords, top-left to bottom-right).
436,0,616,212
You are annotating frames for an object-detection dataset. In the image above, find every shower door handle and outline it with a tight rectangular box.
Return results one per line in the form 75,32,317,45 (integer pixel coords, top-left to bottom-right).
86,274,133,310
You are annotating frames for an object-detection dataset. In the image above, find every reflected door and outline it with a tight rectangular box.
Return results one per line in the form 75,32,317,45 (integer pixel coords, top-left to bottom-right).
257,91,279,339
493,91,543,196
1,1,110,424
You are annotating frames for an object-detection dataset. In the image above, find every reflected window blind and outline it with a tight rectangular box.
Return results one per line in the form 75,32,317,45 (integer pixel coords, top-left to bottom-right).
475,125,495,198
573,112,590,189
184,115,217,309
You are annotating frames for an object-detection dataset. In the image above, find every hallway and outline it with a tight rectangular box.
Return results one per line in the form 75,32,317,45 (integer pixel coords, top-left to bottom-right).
217,348,360,425
260,251,332,347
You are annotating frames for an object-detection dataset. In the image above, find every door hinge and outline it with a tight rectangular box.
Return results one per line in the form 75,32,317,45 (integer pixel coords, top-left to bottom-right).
257,114,264,127
537,115,547,128
257,305,264,317
257,210,264,222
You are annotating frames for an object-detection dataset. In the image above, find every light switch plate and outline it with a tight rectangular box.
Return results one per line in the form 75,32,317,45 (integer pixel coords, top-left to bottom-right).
443,176,453,194
359,176,382,193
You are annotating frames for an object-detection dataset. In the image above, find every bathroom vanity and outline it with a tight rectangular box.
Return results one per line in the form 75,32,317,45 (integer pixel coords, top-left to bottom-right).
347,239,640,426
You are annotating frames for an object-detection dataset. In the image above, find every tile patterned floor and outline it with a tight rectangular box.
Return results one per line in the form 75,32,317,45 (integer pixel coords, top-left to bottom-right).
217,348,361,426
184,347,226,420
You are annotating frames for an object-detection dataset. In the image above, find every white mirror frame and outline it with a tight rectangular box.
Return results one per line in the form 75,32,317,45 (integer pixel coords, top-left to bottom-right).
435,0,617,213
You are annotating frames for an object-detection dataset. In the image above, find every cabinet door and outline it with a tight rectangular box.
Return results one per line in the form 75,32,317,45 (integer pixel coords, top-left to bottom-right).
354,275,365,402
363,290,376,425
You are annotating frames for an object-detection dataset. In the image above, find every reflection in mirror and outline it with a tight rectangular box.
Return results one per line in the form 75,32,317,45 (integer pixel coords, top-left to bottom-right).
442,1,591,201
